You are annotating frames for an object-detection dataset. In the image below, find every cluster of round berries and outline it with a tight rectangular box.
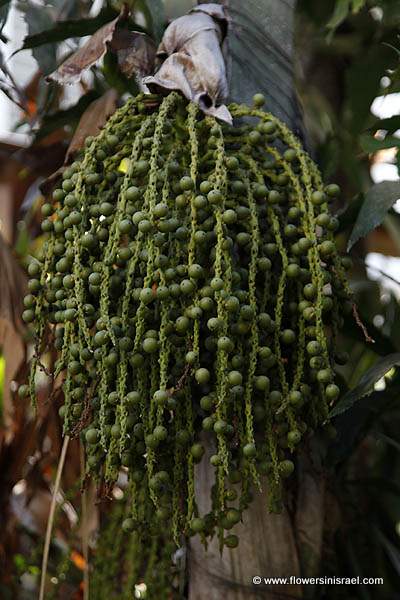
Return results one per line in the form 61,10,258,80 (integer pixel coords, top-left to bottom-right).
20,91,351,550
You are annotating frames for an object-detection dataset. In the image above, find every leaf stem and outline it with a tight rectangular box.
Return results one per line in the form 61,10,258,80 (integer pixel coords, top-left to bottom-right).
39,435,70,600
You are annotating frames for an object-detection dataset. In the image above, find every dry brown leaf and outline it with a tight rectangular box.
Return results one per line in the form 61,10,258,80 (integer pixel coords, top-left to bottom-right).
11,486,53,537
110,29,156,79
143,3,232,123
0,233,27,437
0,183,13,244
0,233,26,334
65,89,119,161
47,6,129,85
365,226,400,257
0,319,25,437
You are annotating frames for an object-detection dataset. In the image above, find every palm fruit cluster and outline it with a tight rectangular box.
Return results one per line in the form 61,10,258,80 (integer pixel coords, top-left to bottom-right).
20,91,352,550
89,495,178,600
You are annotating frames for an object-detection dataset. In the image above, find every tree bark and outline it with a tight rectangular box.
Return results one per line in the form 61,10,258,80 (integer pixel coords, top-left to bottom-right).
187,2,323,598
188,444,325,599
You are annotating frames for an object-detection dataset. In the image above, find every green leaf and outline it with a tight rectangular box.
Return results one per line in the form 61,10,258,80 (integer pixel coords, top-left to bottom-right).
19,2,57,75
20,7,119,50
376,530,400,576
0,0,10,32
163,0,192,19
368,115,400,135
347,181,400,250
142,0,166,44
328,378,400,466
327,0,351,31
351,0,366,13
325,0,364,34
360,133,400,152
382,41,400,57
329,353,400,418
345,49,392,135
226,0,302,131
374,431,400,453
102,50,135,97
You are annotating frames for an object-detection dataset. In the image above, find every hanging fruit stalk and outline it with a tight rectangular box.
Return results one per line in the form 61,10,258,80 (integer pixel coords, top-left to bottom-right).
20,89,352,554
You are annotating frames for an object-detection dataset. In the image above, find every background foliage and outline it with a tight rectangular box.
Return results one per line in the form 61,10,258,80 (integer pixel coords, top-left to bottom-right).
1,0,400,598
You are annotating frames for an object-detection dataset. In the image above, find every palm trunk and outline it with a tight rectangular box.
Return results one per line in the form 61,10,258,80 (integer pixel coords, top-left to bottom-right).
188,451,325,599
187,2,318,597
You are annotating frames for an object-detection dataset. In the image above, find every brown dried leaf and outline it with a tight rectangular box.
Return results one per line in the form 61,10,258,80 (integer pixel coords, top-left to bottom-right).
47,6,129,85
0,233,26,334
143,3,232,123
65,89,119,161
365,226,400,257
0,233,27,437
12,486,53,537
0,319,25,438
110,29,156,79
